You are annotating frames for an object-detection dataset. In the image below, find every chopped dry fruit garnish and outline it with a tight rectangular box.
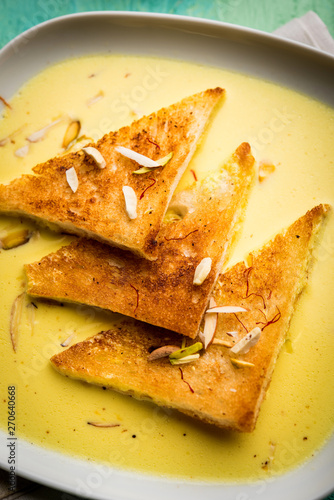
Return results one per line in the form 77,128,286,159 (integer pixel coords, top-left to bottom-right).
117,146,173,171
10,292,25,352
122,186,137,220
170,354,200,365
148,345,180,361
169,342,203,360
199,297,217,348
0,127,25,147
14,144,29,158
258,161,276,182
157,151,173,166
205,305,247,314
87,421,120,428
132,166,152,175
193,257,212,285
60,333,76,347
66,167,79,193
82,146,106,169
230,327,261,355
62,120,81,149
0,228,32,250
211,339,234,348
27,117,63,143
86,90,104,107
230,358,255,368
116,146,161,168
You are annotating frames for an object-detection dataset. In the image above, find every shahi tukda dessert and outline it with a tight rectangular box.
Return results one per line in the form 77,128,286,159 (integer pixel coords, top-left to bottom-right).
0,54,333,482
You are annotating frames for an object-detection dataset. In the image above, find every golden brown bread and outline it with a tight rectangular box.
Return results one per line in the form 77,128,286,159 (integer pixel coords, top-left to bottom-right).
0,88,224,260
26,142,255,338
50,204,330,431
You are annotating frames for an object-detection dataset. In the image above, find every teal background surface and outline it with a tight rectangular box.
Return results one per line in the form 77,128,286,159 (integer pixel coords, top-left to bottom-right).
1,0,334,49
0,1,333,499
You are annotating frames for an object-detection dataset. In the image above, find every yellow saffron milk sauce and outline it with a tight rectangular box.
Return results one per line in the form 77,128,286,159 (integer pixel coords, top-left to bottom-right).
0,55,333,482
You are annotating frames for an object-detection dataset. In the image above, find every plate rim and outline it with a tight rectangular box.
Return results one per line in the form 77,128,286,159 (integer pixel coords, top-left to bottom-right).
0,10,333,500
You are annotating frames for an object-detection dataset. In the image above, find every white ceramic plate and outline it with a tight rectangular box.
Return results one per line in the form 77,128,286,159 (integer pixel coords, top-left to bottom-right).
0,11,333,500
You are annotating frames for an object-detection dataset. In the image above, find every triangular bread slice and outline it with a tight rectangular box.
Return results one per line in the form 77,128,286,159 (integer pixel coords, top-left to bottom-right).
25,142,255,338
50,204,330,431
0,88,224,260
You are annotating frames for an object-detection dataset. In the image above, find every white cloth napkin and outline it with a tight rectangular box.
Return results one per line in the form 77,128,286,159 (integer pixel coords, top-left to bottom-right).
1,9,333,500
274,10,334,55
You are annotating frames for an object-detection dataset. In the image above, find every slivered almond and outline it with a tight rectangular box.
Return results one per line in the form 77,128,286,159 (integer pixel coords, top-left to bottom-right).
27,117,62,143
230,358,255,368
87,421,120,428
82,146,106,169
66,167,79,193
211,339,233,348
206,305,247,314
122,186,137,220
200,298,217,349
116,146,160,168
230,327,261,355
193,257,212,285
148,345,180,361
10,292,25,352
61,333,76,347
87,90,104,107
15,144,29,158
62,120,81,149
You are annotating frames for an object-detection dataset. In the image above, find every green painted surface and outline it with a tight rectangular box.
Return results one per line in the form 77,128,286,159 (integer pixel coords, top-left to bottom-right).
0,1,333,499
0,0,334,49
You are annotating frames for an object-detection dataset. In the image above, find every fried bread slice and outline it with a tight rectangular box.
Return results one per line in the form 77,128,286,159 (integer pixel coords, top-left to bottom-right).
26,142,255,338
50,204,330,431
0,88,224,260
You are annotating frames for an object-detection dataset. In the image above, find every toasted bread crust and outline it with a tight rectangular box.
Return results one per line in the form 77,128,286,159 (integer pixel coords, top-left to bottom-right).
26,142,255,338
50,204,330,431
0,88,224,260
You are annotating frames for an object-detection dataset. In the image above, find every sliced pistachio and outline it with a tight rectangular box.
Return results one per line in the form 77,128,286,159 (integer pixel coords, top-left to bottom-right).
230,358,255,369
62,120,81,149
158,151,173,166
170,353,200,365
133,166,152,175
148,345,180,361
0,229,32,250
169,341,203,360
